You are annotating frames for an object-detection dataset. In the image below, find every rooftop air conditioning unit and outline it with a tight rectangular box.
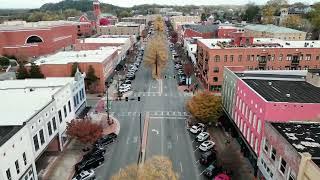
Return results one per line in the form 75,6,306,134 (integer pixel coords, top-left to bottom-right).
268,82,272,85
286,93,291,98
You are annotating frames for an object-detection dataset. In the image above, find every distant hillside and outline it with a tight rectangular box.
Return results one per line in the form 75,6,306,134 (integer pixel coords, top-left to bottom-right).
40,0,128,15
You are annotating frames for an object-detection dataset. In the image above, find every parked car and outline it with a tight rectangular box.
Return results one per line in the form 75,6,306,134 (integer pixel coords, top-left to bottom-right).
75,156,105,173
123,80,131,84
119,84,131,89
72,169,96,180
203,164,222,178
82,146,105,161
94,133,117,147
199,140,215,151
189,123,205,134
126,75,135,80
196,132,210,142
200,150,217,165
119,87,131,93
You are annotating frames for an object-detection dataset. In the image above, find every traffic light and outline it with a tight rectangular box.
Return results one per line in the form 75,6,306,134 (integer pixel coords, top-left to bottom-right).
125,97,128,101
138,97,141,101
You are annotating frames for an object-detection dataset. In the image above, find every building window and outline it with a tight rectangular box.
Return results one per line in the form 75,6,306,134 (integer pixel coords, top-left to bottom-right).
58,110,62,123
68,101,72,113
73,96,77,108
224,55,227,62
52,117,57,131
271,147,277,161
242,102,245,115
214,55,220,62
247,55,250,61
316,56,319,61
23,152,27,165
306,54,311,61
213,77,218,82
230,55,234,62
289,173,296,180
251,55,254,61
250,133,254,147
279,158,287,175
287,54,292,61
33,135,39,151
39,129,45,145
63,105,67,118
47,122,52,136
6,169,11,180
246,129,250,142
257,119,261,133
239,99,242,110
253,114,257,128
238,55,242,62
255,139,258,153
271,55,275,61
245,106,248,118
264,139,269,152
249,110,252,123
15,160,20,174
277,54,283,61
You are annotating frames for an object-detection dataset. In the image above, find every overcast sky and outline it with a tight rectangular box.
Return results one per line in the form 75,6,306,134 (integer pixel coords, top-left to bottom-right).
0,0,318,9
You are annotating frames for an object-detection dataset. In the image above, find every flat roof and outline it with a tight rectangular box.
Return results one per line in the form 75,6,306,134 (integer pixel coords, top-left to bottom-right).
81,37,129,44
198,38,320,49
33,46,118,65
271,122,320,165
0,78,73,126
245,24,305,34
0,20,78,31
0,126,23,146
243,79,320,103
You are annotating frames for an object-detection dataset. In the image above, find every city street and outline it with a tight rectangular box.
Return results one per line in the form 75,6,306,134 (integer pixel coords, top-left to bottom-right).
95,44,201,179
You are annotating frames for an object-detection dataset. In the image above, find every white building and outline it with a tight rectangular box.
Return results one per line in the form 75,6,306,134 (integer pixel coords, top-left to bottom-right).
0,72,86,180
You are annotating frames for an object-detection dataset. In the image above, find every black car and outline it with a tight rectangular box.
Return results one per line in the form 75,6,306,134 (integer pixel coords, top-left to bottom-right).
203,164,222,178
82,146,106,160
95,133,117,147
200,150,217,165
75,156,105,173
126,75,135,80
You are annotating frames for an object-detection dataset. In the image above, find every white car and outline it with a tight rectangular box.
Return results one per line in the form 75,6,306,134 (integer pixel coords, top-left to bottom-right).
72,170,95,180
189,123,205,134
119,86,131,93
119,84,131,89
196,132,210,142
199,140,215,151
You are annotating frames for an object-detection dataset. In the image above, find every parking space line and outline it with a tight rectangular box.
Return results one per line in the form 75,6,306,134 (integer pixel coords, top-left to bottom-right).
193,147,199,152
179,162,183,173
195,160,199,164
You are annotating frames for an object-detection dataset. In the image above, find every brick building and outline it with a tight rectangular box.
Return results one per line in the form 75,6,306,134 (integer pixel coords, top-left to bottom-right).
244,24,307,41
97,22,145,37
0,21,78,59
217,25,244,38
196,37,320,92
222,67,320,175
258,122,320,180
181,24,217,42
32,46,119,93
170,16,201,30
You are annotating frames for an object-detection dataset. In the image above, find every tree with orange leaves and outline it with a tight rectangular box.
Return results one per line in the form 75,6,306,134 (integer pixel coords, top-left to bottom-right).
186,91,222,123
66,118,103,144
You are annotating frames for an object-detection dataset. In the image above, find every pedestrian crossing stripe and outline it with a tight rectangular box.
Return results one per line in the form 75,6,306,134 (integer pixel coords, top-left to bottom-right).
109,111,189,117
132,92,193,97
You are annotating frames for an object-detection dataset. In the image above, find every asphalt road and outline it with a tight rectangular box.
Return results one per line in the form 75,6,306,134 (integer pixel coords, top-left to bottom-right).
95,41,201,179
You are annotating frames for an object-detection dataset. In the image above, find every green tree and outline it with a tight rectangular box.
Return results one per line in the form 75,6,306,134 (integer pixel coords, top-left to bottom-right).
282,15,303,29
243,3,260,22
85,65,98,87
118,10,131,19
70,62,81,77
29,62,44,78
63,9,81,19
16,63,29,79
201,13,207,21
0,56,10,66
186,91,222,124
307,3,320,39
262,0,288,24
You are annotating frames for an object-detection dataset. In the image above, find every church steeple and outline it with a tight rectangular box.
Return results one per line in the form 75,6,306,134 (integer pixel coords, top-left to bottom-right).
93,0,101,18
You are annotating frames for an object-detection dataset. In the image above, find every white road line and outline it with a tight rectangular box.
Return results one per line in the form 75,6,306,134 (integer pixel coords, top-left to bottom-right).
195,160,199,164
149,116,187,119
126,137,130,144
179,162,183,173
193,147,199,152
199,169,207,176
176,135,179,141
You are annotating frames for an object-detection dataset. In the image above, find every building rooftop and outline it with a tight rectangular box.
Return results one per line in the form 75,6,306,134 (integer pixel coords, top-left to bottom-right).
198,38,320,49
0,78,75,126
0,20,78,31
271,122,320,165
33,46,118,65
80,37,129,44
245,24,305,34
183,24,218,33
243,79,320,103
0,126,23,146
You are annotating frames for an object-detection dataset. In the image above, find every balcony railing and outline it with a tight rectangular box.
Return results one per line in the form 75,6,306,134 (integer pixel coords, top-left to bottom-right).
291,60,300,65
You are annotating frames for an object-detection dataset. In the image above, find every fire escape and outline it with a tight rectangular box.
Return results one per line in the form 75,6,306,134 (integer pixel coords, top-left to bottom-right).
258,56,267,70
291,54,301,70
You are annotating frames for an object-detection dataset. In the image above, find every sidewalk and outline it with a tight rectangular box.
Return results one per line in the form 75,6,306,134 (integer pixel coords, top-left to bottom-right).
208,127,255,180
44,113,120,180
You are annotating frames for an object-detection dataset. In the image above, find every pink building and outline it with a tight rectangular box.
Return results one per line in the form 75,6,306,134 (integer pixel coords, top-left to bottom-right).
222,67,320,175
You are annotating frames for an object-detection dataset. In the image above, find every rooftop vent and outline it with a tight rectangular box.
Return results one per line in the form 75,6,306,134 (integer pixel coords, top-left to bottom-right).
286,93,291,98
84,54,87,57
268,82,272,86
286,42,290,45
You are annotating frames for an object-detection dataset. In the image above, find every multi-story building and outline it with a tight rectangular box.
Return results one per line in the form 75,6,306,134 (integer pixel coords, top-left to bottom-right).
170,16,201,30
97,22,145,37
0,21,79,59
0,74,86,180
222,67,320,175
196,37,320,92
181,24,217,41
217,25,244,38
258,121,320,180
32,46,119,93
120,16,148,25
244,24,306,41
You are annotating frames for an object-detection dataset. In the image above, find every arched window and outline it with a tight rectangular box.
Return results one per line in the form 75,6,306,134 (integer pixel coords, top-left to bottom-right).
26,35,43,44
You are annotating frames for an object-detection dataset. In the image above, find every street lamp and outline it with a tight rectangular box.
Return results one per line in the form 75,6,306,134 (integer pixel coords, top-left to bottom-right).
105,82,110,121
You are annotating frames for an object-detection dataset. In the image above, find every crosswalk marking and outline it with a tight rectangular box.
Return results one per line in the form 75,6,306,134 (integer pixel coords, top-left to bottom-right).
131,92,193,97
110,111,189,117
